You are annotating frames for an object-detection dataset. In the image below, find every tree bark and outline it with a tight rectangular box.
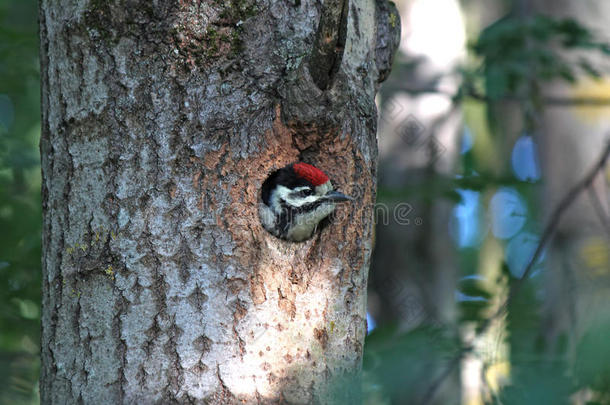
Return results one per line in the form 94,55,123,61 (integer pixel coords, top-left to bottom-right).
39,0,399,403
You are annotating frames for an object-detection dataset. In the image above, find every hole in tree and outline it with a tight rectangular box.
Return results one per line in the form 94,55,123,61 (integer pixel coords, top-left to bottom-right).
259,162,351,242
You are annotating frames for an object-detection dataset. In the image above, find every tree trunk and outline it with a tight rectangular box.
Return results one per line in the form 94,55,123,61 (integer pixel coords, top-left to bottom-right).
39,1,399,403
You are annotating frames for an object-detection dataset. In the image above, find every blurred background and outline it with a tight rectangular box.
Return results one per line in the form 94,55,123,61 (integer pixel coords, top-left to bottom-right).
0,1,41,404
1,0,610,404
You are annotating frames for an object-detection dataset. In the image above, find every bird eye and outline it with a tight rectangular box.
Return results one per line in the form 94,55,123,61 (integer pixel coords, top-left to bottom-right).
300,188,313,197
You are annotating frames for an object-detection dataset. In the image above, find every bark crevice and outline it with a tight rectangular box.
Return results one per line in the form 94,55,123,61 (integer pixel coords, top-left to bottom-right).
308,0,350,91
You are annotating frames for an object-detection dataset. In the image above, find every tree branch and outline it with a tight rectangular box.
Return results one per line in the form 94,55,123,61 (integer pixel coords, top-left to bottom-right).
508,140,610,296
587,187,610,239
420,140,610,405
308,0,349,90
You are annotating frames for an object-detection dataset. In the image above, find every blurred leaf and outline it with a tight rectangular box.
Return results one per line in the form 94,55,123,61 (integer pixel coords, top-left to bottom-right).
574,321,610,393
579,59,602,78
0,0,41,403
363,324,460,403
458,277,492,323
499,360,573,405
471,14,610,101
557,65,576,83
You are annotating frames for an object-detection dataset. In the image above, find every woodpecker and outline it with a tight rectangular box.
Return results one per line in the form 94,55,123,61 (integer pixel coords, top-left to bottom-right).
259,162,353,242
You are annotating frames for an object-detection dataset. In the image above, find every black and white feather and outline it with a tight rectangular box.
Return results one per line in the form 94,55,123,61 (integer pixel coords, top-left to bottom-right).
259,163,352,242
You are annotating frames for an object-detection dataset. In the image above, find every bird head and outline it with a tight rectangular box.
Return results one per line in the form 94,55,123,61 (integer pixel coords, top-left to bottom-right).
259,162,353,242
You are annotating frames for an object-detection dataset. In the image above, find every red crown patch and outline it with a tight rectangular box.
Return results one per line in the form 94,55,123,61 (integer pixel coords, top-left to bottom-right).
292,162,329,186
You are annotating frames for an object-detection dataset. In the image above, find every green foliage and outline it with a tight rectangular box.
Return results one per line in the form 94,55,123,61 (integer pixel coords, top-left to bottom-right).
498,275,574,405
0,0,41,404
472,15,610,101
574,321,610,400
363,324,460,404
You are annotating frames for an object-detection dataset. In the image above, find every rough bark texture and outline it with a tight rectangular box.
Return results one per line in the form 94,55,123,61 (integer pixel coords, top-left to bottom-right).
39,0,398,403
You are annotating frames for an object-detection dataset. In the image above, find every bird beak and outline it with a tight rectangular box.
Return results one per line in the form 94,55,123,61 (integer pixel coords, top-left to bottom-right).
324,190,354,203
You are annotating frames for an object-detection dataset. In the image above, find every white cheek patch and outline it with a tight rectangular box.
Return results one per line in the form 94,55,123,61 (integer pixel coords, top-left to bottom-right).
285,195,322,207
315,181,333,195
286,186,318,207
292,186,310,192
